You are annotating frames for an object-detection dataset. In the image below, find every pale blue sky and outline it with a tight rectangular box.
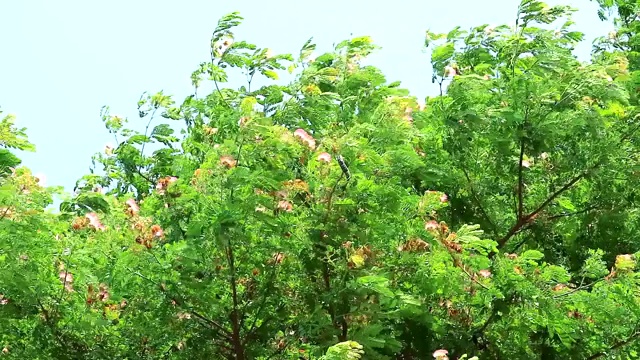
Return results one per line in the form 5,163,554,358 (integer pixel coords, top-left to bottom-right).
0,0,612,192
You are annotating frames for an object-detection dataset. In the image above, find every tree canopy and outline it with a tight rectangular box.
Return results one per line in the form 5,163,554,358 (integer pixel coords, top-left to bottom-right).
2,1,640,359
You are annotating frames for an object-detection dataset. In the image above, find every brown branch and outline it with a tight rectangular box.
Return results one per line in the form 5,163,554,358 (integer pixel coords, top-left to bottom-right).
319,172,346,339
527,172,587,223
0,206,11,220
497,170,588,249
495,217,527,250
507,221,537,253
188,309,233,342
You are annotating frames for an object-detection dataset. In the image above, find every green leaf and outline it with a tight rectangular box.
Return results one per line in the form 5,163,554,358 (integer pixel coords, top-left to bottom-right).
299,37,316,61
0,149,21,174
212,12,244,43
521,250,545,262
556,197,576,212
262,69,279,80
127,134,152,144
0,111,35,152
357,275,394,297
151,124,174,137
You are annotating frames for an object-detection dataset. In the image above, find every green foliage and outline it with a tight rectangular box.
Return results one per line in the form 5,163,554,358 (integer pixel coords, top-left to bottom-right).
4,1,640,359
321,341,364,359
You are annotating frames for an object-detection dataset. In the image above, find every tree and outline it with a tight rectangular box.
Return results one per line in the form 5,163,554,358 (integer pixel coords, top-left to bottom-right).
3,1,640,359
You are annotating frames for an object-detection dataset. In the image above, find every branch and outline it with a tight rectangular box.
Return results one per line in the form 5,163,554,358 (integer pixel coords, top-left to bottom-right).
0,205,11,220
140,108,158,158
444,247,490,291
461,167,498,234
587,331,640,359
552,278,604,299
224,239,245,359
242,263,280,344
497,170,588,248
124,266,232,340
322,172,345,223
460,265,491,291
214,80,232,109
188,309,233,341
528,172,587,223
133,166,153,184
517,137,526,219
209,45,232,109
546,204,600,221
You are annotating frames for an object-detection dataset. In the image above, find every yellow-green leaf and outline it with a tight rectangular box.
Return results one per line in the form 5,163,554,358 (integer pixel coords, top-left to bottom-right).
263,70,279,80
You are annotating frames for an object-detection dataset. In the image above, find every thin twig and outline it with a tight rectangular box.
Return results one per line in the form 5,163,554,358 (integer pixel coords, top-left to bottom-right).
517,136,526,219
461,167,498,234
140,108,158,158
552,279,604,299
587,331,640,359
547,205,600,221
124,266,232,340
243,263,280,344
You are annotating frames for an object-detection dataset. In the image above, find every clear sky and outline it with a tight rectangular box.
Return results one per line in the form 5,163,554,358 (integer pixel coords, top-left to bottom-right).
0,0,612,193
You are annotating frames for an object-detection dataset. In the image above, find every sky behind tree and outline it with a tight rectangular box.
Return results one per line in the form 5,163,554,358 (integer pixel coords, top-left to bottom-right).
0,0,613,193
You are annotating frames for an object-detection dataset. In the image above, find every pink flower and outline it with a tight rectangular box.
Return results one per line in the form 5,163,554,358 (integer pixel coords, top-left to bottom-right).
444,65,457,77
478,269,492,278
220,155,237,168
317,152,332,163
125,199,140,215
215,37,234,55
155,176,177,195
293,128,316,150
278,200,293,212
59,271,74,292
425,220,439,232
404,107,414,123
104,143,114,156
151,225,164,238
440,194,448,203
484,25,496,35
238,116,250,127
433,349,449,360
85,212,106,231
33,173,46,187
